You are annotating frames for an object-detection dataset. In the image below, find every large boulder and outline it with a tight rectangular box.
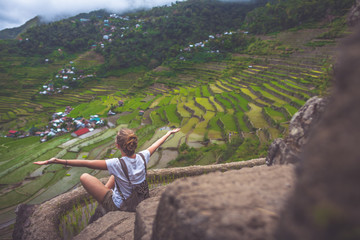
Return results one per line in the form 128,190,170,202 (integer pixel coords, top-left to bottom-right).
275,29,360,240
134,186,167,240
151,165,295,240
266,96,328,165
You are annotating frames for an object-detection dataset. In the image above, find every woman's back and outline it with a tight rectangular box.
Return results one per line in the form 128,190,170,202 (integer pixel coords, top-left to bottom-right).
105,149,150,208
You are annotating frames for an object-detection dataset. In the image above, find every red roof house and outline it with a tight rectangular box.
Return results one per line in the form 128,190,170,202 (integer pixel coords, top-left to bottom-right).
71,128,90,137
7,130,18,137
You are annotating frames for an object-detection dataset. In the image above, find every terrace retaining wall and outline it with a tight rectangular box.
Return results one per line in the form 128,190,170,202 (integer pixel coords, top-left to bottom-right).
268,82,307,100
262,108,286,133
213,96,227,113
248,87,275,105
193,97,207,113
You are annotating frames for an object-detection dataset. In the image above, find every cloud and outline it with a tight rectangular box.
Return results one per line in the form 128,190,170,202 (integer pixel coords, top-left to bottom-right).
0,0,182,30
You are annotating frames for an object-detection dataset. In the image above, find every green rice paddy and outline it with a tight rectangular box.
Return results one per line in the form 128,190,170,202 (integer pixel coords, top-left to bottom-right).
0,24,334,234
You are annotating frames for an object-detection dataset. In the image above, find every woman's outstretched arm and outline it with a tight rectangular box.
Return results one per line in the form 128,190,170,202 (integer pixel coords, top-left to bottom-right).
147,128,181,156
34,158,107,170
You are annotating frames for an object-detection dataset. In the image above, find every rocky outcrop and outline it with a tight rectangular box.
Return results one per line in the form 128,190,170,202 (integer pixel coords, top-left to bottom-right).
75,211,135,240
348,0,360,26
275,27,360,240
265,96,328,165
13,183,93,240
134,186,166,240
13,159,266,240
73,185,164,240
151,165,295,240
75,186,167,240
12,204,37,240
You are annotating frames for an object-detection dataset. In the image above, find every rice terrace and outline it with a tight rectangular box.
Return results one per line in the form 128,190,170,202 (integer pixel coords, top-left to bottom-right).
0,0,355,238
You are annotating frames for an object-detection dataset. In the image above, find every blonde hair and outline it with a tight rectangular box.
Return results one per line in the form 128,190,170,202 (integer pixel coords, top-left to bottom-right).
116,128,138,156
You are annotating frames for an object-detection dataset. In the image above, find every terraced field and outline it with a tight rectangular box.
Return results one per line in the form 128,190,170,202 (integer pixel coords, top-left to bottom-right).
0,27,339,235
129,28,336,158
135,47,327,149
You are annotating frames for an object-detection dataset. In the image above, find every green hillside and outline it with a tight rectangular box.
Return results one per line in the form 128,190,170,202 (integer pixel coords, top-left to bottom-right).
0,0,355,237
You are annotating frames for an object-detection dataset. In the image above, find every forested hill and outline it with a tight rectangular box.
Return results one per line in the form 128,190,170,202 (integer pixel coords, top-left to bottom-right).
2,0,355,70
14,0,266,69
245,0,355,34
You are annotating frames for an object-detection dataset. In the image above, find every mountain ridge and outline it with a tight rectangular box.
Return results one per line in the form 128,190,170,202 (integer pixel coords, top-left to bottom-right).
0,16,41,40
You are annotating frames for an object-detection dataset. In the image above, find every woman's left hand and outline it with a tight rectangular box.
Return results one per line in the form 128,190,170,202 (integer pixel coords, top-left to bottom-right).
168,128,181,135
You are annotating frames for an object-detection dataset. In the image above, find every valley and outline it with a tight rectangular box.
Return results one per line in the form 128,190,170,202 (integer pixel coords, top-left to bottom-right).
0,26,340,233
0,0,355,238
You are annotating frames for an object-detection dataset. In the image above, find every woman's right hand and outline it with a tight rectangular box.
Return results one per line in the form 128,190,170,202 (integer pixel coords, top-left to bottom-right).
34,157,57,165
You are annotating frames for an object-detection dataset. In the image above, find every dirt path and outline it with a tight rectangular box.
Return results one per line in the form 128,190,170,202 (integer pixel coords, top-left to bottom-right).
142,109,153,125
154,150,178,169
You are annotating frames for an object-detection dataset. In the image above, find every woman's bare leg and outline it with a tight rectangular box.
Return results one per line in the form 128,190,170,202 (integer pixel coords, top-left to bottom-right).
80,173,109,203
105,175,115,189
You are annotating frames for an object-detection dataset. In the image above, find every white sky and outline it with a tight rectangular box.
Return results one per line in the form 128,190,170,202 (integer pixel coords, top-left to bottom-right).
0,0,181,30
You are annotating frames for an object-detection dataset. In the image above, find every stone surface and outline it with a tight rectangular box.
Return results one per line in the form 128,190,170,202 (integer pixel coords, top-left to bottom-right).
74,211,136,240
75,186,166,240
13,185,90,240
88,204,108,224
275,29,360,240
266,96,328,165
12,178,108,240
265,138,293,165
134,186,166,240
348,0,360,26
12,204,38,240
151,165,295,240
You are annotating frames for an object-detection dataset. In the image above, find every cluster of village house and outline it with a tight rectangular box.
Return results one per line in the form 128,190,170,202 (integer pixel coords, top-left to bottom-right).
39,61,94,95
39,15,126,95
5,99,146,141
178,30,249,61
89,14,134,49
91,13,149,50
39,14,147,95
38,14,147,95
6,106,106,142
181,31,248,53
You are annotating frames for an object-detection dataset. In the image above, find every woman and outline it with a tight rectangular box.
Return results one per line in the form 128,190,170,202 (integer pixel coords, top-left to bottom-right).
34,127,180,211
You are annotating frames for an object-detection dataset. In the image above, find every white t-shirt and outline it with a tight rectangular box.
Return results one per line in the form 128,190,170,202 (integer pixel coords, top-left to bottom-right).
105,149,150,208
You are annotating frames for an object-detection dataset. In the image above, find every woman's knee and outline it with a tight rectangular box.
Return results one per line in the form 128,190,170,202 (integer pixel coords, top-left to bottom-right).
80,173,91,184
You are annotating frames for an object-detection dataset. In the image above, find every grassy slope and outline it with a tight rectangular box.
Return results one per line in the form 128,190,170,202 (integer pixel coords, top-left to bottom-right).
0,19,343,233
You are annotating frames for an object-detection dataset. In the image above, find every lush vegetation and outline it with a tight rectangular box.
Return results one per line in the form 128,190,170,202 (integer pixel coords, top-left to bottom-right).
0,0,353,237
245,0,355,34
16,0,265,70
